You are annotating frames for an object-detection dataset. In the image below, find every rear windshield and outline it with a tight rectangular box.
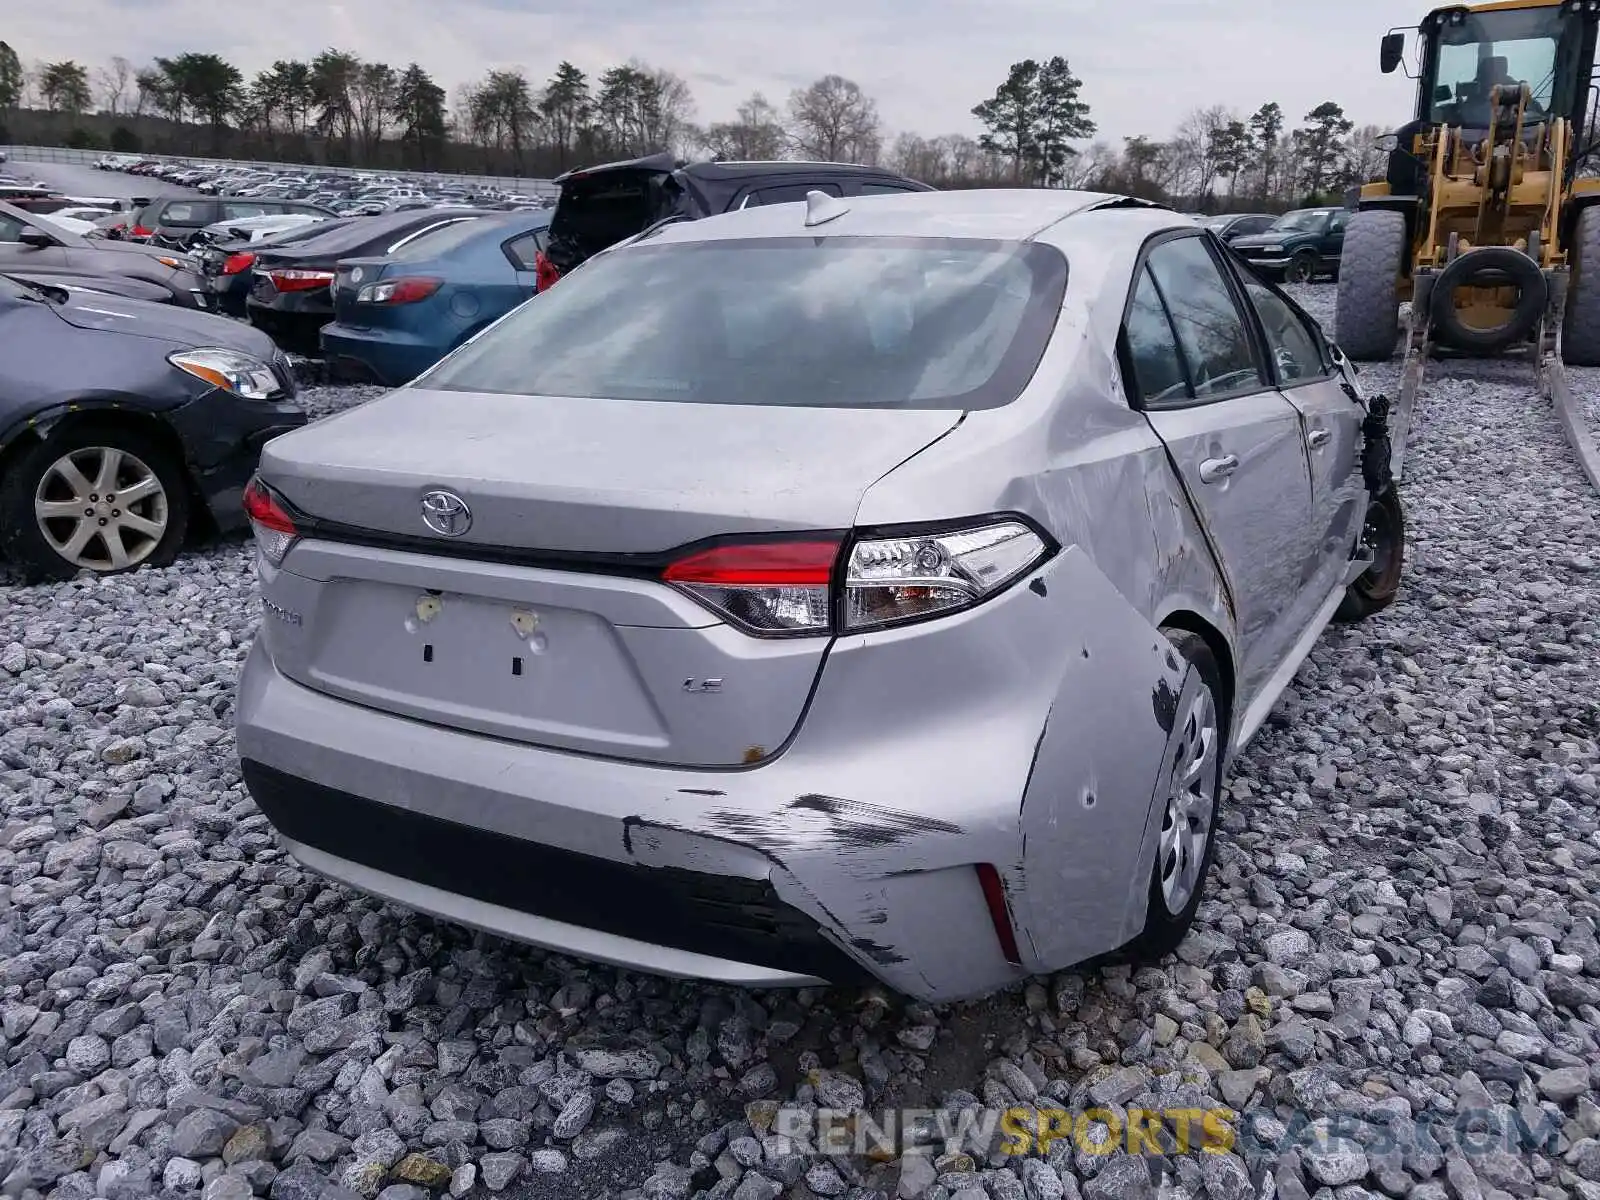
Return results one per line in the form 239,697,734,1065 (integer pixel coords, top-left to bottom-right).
423,237,1068,410
549,171,672,259
387,216,489,262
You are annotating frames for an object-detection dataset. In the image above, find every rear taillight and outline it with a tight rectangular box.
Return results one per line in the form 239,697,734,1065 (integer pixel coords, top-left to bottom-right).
843,521,1049,630
663,540,839,636
268,269,335,292
223,252,256,275
534,250,561,292
243,477,298,566
130,225,151,238
356,276,442,305
659,520,1052,638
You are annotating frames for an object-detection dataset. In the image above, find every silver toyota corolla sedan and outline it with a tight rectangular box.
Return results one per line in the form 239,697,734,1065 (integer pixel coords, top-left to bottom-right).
234,189,1406,1002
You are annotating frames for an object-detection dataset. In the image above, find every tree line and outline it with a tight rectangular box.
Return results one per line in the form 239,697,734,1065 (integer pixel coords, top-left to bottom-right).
0,38,1381,207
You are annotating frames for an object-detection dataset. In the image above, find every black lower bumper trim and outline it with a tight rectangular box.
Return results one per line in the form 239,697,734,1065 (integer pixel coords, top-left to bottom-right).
240,759,871,984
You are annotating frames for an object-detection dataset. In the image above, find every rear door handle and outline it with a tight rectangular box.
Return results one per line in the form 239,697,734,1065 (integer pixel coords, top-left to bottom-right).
1308,428,1331,448
1198,454,1239,484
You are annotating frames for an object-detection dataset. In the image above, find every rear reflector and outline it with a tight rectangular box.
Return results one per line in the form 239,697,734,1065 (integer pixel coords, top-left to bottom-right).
975,863,1023,966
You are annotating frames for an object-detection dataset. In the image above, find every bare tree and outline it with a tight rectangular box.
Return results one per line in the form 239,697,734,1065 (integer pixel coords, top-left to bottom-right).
699,92,786,160
1345,123,1389,187
1166,107,1231,205
96,56,132,115
787,74,881,164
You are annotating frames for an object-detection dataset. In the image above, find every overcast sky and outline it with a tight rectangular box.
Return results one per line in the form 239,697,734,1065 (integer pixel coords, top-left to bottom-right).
11,0,1421,146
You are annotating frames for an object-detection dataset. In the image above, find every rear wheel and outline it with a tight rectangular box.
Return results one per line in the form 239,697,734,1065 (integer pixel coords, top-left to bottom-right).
1126,630,1226,962
1335,486,1406,622
1564,206,1600,366
0,423,190,582
1335,210,1407,361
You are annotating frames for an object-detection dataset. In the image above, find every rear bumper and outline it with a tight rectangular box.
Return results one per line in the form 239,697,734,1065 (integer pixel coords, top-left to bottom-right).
321,324,445,387
234,546,1185,1001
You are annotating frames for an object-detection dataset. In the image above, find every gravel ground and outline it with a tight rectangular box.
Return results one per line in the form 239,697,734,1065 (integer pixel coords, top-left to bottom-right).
1,287,1599,1200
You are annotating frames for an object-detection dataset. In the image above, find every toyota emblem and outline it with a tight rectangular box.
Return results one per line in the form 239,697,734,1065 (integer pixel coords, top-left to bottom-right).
420,490,472,536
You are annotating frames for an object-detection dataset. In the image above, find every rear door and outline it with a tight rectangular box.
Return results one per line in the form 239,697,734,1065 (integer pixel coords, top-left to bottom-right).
1235,269,1365,603
1125,231,1319,701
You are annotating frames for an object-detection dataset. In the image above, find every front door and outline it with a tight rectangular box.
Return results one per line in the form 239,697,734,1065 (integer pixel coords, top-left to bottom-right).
1124,232,1318,702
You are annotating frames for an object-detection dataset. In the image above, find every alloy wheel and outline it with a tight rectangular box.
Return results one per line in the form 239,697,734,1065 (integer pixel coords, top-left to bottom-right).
1156,681,1220,915
33,445,169,571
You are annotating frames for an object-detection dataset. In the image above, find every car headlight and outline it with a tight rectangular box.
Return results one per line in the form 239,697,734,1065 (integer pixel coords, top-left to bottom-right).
168,348,281,399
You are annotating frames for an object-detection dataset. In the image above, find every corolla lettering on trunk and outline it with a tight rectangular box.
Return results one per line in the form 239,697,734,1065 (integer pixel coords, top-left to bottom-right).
420,490,472,536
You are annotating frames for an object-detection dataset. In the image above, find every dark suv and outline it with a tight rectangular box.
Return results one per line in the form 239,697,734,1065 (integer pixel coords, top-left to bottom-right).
536,154,934,289
1228,207,1350,284
137,196,335,249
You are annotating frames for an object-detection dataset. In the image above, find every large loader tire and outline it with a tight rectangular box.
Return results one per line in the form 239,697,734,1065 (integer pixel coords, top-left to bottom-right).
1335,210,1407,362
1563,206,1600,366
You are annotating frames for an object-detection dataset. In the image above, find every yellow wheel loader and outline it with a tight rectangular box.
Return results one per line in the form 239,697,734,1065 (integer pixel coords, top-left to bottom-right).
1336,0,1600,487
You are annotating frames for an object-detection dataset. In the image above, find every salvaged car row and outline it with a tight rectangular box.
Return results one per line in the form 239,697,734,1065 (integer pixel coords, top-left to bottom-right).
0,161,1405,996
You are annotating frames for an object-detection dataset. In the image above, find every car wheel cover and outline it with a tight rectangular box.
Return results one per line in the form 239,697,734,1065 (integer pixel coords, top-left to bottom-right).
34,446,168,571
1289,256,1314,282
1157,679,1219,915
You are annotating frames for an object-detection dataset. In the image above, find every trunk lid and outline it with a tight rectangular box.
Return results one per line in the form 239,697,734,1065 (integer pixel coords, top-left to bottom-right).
255,387,962,766
331,256,392,326
547,162,678,274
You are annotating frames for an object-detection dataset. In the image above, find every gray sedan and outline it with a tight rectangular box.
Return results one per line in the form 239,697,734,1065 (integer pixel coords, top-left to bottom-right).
233,189,1406,1002
0,202,209,308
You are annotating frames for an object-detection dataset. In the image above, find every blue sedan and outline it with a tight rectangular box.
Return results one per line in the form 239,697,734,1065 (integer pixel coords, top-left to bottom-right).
321,211,549,386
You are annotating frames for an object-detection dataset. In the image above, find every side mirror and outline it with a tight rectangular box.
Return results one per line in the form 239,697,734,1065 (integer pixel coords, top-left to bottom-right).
1381,32,1406,74
18,228,56,249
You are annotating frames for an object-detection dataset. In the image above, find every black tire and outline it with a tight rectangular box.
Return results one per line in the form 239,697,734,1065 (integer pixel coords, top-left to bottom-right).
1285,252,1317,284
1334,486,1406,622
1429,246,1547,353
1126,630,1227,963
1564,206,1600,366
1335,210,1407,361
0,421,190,583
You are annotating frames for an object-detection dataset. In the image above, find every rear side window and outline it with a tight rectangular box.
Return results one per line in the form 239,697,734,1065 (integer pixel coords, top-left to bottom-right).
223,202,269,220
159,202,207,226
424,236,1068,411
1144,236,1262,399
1123,267,1190,405
749,182,841,206
503,229,549,269
850,182,921,196
1241,277,1328,385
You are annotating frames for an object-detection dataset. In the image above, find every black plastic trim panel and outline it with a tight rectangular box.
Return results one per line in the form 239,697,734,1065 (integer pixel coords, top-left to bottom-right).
241,759,872,984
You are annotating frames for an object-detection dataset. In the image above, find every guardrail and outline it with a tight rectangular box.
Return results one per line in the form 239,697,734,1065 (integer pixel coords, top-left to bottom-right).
0,145,559,198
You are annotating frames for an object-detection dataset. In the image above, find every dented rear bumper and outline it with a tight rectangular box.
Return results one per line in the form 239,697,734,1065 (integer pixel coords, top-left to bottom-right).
236,545,1184,1001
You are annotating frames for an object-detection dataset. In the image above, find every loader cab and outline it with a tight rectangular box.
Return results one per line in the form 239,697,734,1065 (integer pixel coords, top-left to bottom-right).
1380,2,1598,197
1414,3,1593,129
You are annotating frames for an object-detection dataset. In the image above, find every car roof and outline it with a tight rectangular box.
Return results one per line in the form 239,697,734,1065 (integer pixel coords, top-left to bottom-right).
641,188,1173,246
554,153,924,186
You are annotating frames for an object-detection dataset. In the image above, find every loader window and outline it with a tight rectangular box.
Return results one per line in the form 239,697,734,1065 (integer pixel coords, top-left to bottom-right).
1424,7,1576,126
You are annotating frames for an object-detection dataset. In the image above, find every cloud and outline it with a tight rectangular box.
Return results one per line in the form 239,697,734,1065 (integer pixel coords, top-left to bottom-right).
11,0,1418,145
